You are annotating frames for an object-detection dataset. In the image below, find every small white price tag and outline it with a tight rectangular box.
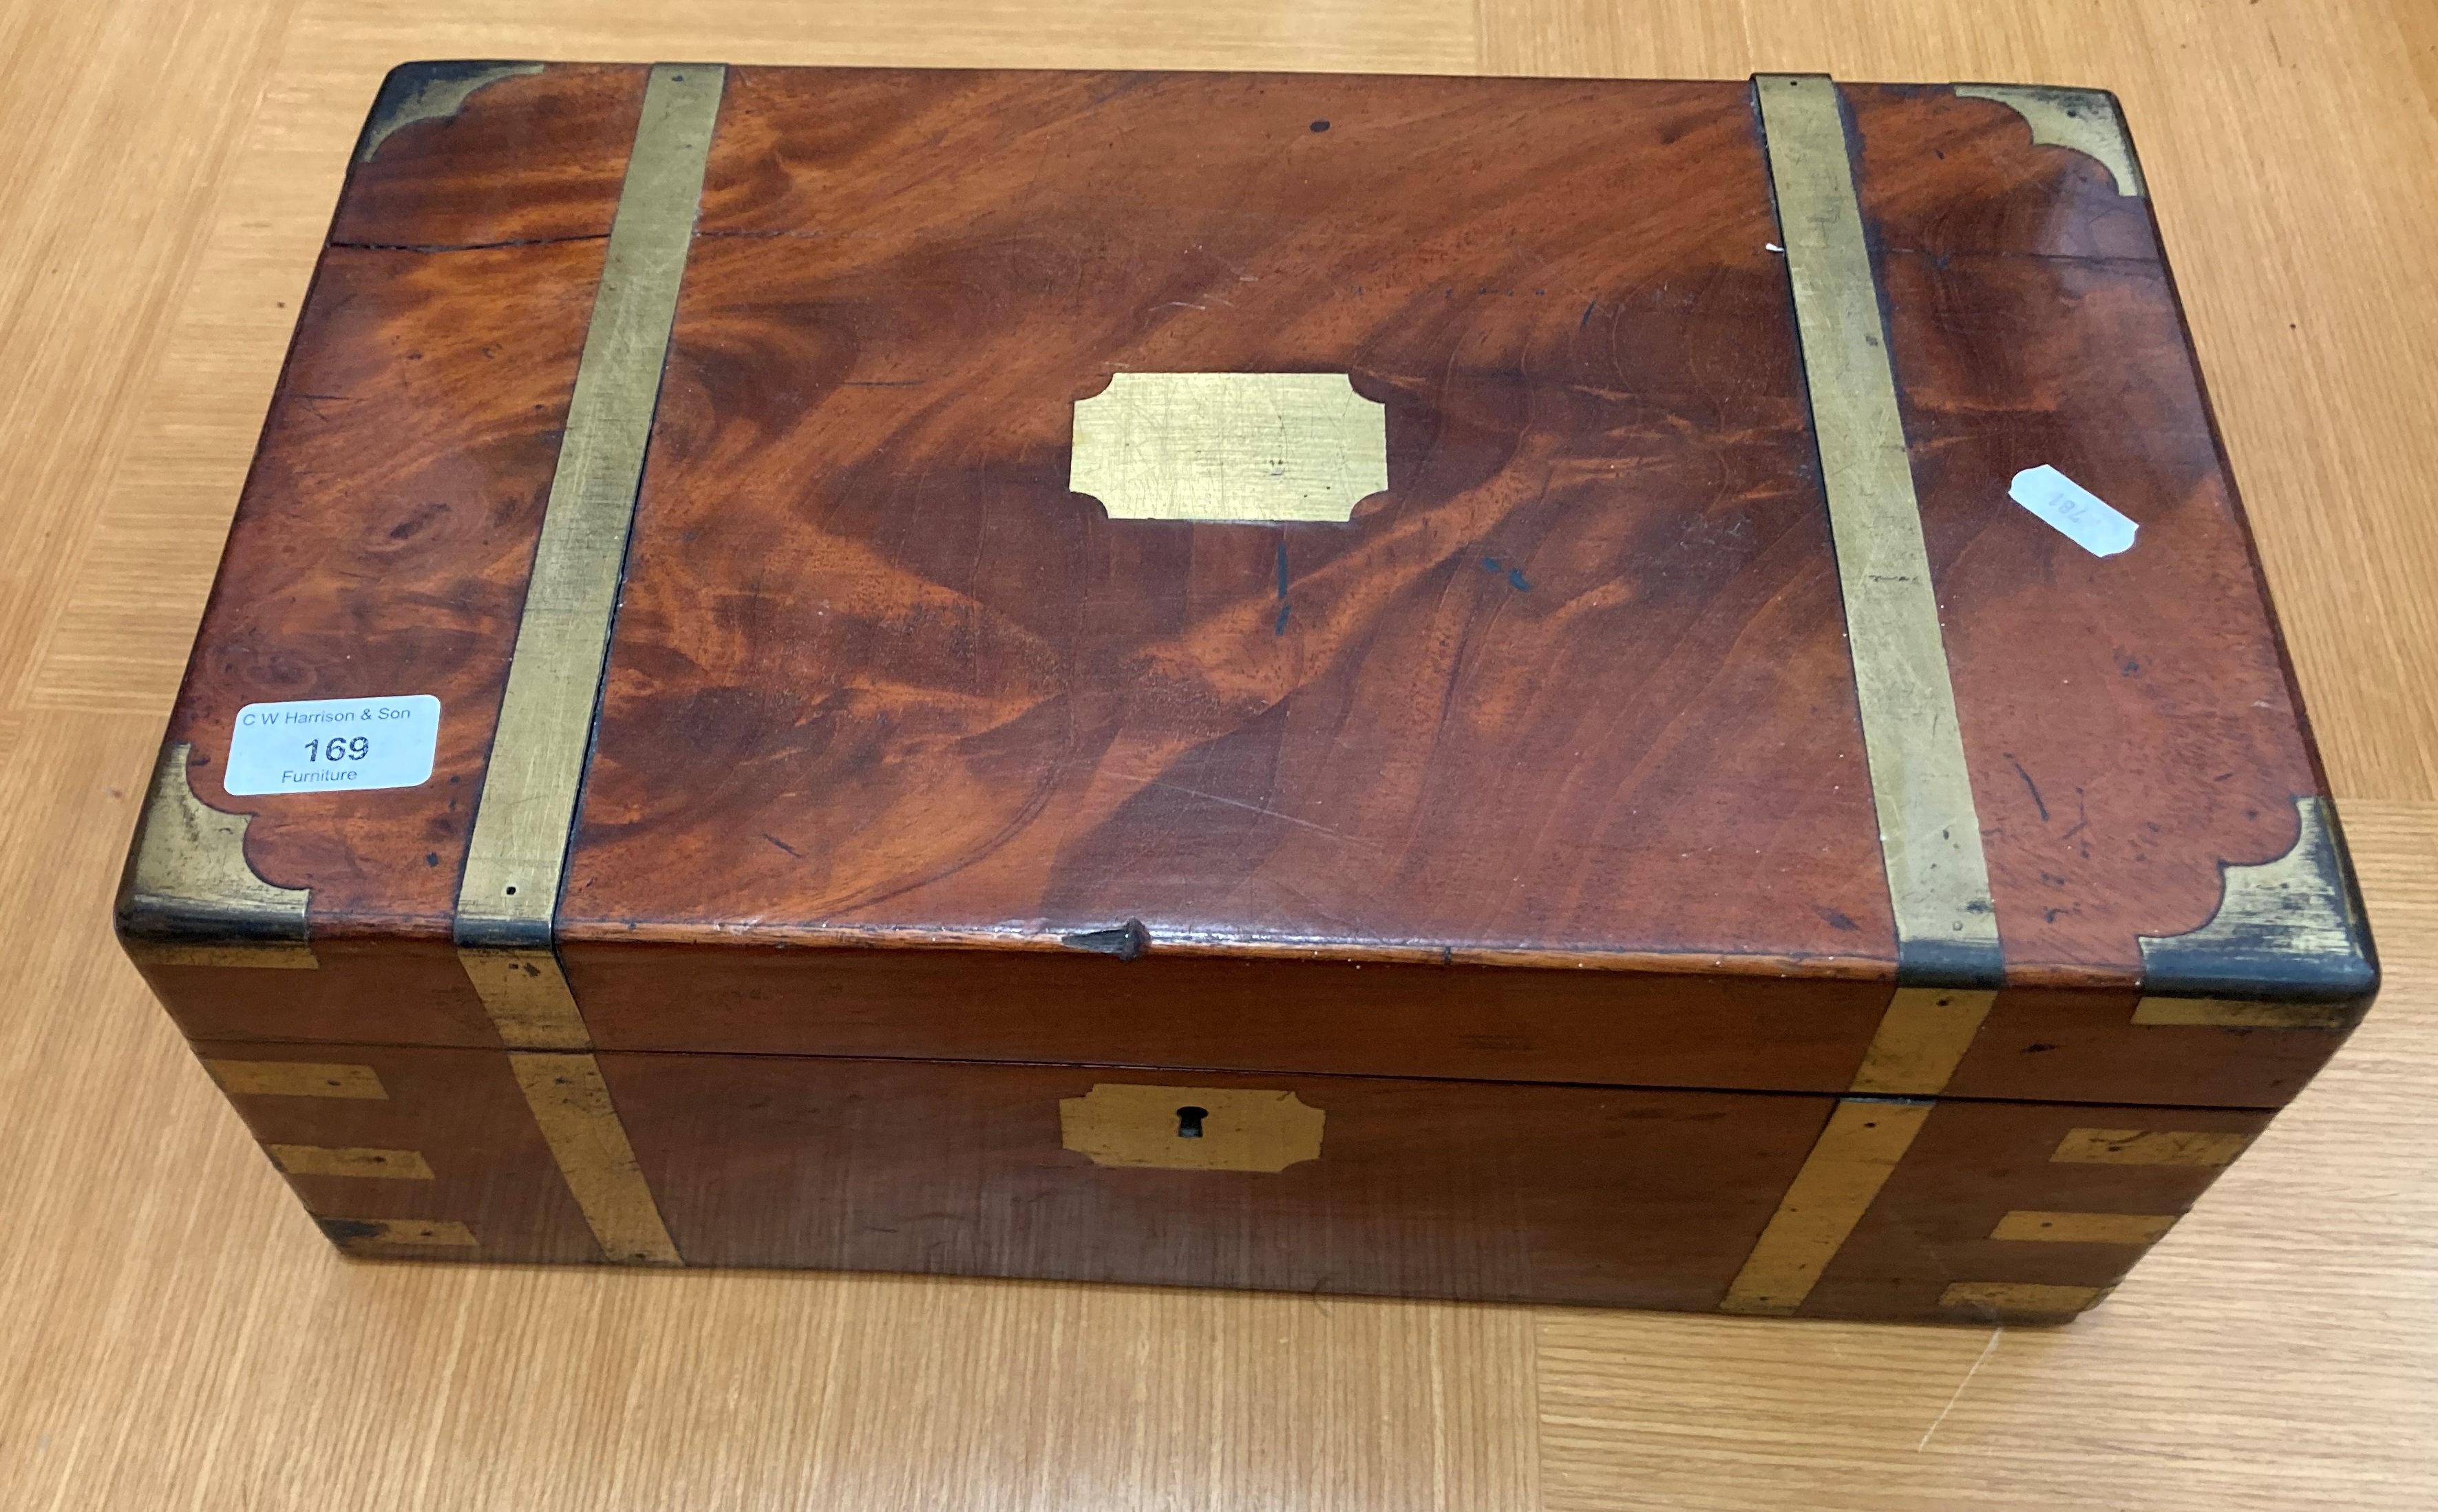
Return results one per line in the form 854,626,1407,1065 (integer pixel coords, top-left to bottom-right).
224,695,441,796
2008,464,2139,557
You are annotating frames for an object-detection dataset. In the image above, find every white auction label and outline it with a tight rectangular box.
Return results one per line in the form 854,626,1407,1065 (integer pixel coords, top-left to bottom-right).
2008,464,2139,557
224,694,441,796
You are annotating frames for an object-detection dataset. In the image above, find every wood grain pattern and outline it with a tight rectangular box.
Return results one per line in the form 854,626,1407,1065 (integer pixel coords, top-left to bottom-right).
608,1052,1834,1306
332,63,643,248
1,0,2432,1508
575,67,1891,968
586,1050,2262,1319
129,63,2366,1112
1849,85,2324,979
195,1037,602,1259
562,941,1898,1087
164,236,604,939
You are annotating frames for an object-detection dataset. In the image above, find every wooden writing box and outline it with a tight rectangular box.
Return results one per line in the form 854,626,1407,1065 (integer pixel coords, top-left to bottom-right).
116,63,2377,1323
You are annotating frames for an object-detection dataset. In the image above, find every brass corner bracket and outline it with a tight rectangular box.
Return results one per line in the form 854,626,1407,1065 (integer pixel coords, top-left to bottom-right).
1953,84,2147,199
2133,796,2375,1030
116,742,316,969
354,61,545,163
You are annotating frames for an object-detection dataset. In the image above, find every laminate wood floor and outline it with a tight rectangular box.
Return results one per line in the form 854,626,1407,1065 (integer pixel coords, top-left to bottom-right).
2,1,2431,1506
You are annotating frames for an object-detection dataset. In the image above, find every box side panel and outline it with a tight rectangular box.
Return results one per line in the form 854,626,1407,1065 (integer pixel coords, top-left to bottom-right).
1805,1094,2272,1321
188,1039,604,1263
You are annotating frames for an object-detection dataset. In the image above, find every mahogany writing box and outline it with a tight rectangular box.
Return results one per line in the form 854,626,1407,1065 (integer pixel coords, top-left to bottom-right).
117,63,2375,1323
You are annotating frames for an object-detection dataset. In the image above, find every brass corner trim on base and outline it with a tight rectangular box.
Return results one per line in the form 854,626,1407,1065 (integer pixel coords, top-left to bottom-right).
1939,1279,2108,1323
2134,796,2375,1031
510,1054,683,1266
268,1144,437,1180
204,1060,388,1099
319,1216,479,1252
118,742,317,970
2050,1127,2251,1167
1952,84,2146,199
1989,1209,2177,1245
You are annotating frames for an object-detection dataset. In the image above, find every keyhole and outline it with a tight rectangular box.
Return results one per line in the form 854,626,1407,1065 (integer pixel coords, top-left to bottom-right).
1175,1105,1208,1139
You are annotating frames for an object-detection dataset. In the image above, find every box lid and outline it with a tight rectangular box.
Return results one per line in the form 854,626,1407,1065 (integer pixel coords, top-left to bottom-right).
121,63,2373,1108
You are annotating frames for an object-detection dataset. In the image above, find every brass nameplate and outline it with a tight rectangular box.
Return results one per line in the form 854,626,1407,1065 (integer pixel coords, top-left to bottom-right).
1070,372,1387,524
1059,1083,1324,1172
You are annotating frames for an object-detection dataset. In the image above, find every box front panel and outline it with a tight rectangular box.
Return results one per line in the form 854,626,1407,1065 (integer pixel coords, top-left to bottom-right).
195,1038,2273,1321
595,1054,2269,1319
600,1052,1830,1309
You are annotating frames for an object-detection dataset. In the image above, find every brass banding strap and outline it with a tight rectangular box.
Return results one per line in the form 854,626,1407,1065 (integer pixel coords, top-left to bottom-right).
511,1054,681,1265
1847,986,1999,1096
454,62,723,1267
1723,76,2006,1318
1719,988,1994,1316
1755,72,2000,982
1720,1098,1931,1316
